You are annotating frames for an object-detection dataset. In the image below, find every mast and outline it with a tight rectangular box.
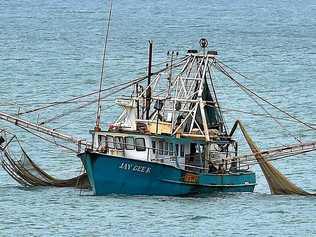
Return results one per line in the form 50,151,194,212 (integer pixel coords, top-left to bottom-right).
136,83,140,119
95,0,113,131
145,40,153,120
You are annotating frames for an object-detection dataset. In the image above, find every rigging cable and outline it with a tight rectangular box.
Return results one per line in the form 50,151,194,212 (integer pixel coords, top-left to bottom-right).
207,62,229,134
15,56,187,117
216,59,316,131
16,125,78,153
215,62,303,143
38,59,188,125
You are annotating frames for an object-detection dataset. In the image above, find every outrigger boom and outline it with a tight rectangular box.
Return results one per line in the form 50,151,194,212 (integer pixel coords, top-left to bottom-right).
0,111,91,152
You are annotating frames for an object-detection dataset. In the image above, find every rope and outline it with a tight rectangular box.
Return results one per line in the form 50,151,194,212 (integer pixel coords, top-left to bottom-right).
216,60,316,131
220,107,316,126
15,56,187,117
16,125,78,153
215,62,305,143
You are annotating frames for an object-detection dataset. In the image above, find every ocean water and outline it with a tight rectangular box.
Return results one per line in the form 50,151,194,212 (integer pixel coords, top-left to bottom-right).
0,0,315,236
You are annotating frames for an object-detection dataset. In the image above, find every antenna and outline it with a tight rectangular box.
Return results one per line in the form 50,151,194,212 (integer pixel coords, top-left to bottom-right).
95,0,113,131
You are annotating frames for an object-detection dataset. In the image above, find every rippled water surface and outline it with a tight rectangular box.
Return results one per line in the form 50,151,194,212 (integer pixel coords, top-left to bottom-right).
0,0,315,236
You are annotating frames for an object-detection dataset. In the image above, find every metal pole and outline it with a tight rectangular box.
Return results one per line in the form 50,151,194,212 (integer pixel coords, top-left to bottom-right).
0,112,91,149
95,0,113,131
136,83,139,119
146,40,153,120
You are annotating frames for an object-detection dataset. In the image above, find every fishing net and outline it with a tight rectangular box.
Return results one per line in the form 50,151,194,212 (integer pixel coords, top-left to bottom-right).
0,129,89,189
237,121,315,196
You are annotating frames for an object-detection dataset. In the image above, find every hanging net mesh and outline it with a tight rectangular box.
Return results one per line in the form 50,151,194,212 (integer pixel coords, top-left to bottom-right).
237,120,315,196
0,130,89,189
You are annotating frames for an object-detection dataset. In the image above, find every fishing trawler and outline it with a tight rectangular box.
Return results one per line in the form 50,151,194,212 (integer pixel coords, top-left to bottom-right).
0,37,315,196
0,0,313,197
78,39,256,196
0,1,315,195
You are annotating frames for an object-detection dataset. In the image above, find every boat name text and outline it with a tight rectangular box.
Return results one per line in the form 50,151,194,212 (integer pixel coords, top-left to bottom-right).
119,162,151,174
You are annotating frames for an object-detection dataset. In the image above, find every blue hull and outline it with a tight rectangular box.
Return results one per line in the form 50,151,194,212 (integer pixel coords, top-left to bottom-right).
79,151,256,196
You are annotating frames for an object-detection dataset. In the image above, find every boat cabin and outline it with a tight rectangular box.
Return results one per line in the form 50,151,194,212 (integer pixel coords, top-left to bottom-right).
91,129,238,173
90,45,242,174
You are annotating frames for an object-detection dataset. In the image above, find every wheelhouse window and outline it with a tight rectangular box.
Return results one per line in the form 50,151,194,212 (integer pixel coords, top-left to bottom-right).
98,135,107,150
135,138,146,151
169,143,174,156
152,141,156,154
125,137,135,150
180,144,185,157
175,144,179,156
107,136,114,149
164,142,169,155
159,141,164,155
115,136,123,150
